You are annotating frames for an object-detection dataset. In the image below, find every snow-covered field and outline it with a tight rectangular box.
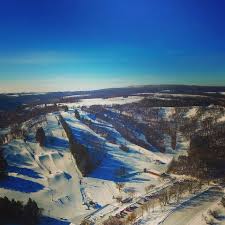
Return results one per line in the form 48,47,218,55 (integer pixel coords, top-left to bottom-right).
0,95,176,224
61,109,172,223
134,187,223,225
63,94,90,99
160,187,224,225
1,113,85,224
64,96,144,108
1,95,224,225
0,107,172,224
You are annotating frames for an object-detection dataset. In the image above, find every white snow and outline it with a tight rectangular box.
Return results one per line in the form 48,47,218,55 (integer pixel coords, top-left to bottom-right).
154,93,207,98
1,98,223,225
63,96,144,108
137,187,223,225
218,115,225,123
0,108,172,224
1,113,85,224
62,94,90,99
185,107,198,118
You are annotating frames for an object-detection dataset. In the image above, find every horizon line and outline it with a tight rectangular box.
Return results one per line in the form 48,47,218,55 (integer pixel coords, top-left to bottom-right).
1,83,225,95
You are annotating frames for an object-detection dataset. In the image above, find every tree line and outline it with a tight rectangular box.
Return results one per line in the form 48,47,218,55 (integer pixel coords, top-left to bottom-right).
0,147,7,179
0,103,67,129
59,114,93,175
0,197,42,225
168,121,225,180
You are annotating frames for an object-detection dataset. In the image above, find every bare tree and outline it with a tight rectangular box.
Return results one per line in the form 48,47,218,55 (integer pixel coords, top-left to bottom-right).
116,183,125,192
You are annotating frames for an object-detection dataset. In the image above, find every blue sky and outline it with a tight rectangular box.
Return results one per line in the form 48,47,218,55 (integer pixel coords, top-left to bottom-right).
0,0,225,92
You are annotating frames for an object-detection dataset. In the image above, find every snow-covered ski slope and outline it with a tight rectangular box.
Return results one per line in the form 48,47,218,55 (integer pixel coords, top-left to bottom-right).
0,104,174,224
60,110,172,222
1,113,85,224
4,96,224,224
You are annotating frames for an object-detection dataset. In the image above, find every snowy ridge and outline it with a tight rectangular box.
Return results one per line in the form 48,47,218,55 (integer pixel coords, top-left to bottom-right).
1,113,85,224
2,99,224,224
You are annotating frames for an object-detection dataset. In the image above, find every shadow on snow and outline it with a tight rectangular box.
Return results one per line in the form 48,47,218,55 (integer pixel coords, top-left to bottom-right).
0,176,44,193
89,150,143,183
173,188,223,211
39,216,71,225
46,136,69,150
7,165,42,179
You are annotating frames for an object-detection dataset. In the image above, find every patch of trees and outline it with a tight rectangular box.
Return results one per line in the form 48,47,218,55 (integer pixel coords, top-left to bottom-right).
35,127,46,146
74,109,81,120
221,196,225,207
119,144,129,152
59,115,93,175
64,105,69,112
103,217,123,225
168,123,225,179
0,197,42,225
84,106,160,151
0,147,7,179
138,95,224,108
0,103,66,129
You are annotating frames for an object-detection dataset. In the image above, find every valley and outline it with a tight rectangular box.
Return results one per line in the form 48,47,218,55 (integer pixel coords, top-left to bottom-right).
0,86,225,225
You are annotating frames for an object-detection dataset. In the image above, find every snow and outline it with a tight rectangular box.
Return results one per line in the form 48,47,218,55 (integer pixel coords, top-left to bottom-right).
218,115,225,123
154,93,207,98
160,187,223,225
1,98,224,225
6,94,20,97
63,94,90,99
1,113,85,223
63,96,144,107
0,108,172,224
205,91,225,96
137,187,223,225
185,107,198,118
133,93,153,95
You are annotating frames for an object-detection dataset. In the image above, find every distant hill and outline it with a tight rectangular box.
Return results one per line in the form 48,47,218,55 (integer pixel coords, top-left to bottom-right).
0,84,225,111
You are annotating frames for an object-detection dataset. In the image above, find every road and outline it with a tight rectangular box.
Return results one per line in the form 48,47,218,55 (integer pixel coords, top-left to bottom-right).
90,180,173,224
161,187,223,225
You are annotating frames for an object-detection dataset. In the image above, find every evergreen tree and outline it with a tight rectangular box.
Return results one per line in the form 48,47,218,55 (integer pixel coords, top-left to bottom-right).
64,105,69,112
35,127,45,146
74,109,81,120
0,148,7,179
23,198,41,225
0,197,41,225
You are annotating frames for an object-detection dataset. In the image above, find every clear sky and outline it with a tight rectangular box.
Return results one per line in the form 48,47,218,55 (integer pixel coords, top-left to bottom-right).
0,0,225,92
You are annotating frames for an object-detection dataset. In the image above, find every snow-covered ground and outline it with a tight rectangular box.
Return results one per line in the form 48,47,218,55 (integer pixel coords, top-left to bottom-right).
63,94,90,99
1,95,224,225
1,113,85,224
64,96,144,108
61,110,172,214
0,106,172,224
160,187,223,225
